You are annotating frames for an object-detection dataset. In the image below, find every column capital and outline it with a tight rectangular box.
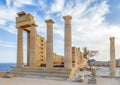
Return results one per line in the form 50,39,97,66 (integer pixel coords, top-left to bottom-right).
45,19,55,24
110,37,115,40
63,15,72,21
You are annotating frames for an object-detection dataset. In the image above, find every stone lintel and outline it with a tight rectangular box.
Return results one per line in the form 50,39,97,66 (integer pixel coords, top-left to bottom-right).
45,19,55,24
63,15,72,21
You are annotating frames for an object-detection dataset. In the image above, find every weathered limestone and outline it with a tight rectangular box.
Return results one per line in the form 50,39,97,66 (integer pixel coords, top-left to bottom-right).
72,47,87,69
63,16,72,69
72,47,79,68
45,19,55,68
53,53,64,65
16,12,36,30
29,24,37,67
16,12,47,67
38,36,46,66
17,27,23,67
16,12,36,67
110,37,116,77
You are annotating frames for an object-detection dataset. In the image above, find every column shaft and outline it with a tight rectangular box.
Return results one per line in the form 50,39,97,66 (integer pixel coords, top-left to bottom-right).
30,25,37,67
45,19,54,68
17,28,23,67
110,37,116,77
63,16,72,69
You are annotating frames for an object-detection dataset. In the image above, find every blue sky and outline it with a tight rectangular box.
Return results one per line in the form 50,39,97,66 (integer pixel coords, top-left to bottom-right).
0,0,120,63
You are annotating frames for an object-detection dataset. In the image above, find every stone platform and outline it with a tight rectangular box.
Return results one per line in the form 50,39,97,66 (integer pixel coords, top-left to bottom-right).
11,67,71,80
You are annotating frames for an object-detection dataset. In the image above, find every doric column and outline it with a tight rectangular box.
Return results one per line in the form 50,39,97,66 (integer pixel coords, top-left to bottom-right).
45,19,54,68
27,32,30,66
17,27,23,67
110,37,116,77
29,24,37,67
63,15,72,69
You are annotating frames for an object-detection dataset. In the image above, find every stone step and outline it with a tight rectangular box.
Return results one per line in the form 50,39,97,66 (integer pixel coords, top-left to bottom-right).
12,67,71,74
16,74,68,81
12,71,69,78
11,67,71,80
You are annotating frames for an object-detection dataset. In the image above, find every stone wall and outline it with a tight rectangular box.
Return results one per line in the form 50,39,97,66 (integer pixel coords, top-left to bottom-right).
72,47,87,69
35,34,46,67
53,53,64,65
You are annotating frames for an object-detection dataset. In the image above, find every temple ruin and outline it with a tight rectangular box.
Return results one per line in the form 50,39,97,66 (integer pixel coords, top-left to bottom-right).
11,11,87,80
11,11,118,80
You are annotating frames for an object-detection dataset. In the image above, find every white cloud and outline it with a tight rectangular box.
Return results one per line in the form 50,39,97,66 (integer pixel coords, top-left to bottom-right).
38,0,47,10
6,0,12,7
0,19,6,25
1,0,120,61
50,0,65,13
46,0,120,61
5,24,17,34
0,41,16,48
13,0,35,7
0,7,17,21
0,1,18,34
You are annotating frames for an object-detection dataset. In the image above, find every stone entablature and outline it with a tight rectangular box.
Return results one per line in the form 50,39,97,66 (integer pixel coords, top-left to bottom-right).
16,11,36,31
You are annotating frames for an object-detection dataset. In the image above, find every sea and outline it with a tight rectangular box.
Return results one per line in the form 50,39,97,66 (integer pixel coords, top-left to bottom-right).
0,63,16,72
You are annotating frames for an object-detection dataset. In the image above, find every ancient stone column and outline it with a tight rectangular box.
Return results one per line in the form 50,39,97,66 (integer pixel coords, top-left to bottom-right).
27,32,30,66
110,37,116,77
17,28,23,67
45,19,54,68
63,15,72,69
29,24,37,67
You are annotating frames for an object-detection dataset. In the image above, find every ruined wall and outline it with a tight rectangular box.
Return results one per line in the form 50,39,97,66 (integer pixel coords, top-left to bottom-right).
53,53,64,65
35,35,46,67
72,47,87,69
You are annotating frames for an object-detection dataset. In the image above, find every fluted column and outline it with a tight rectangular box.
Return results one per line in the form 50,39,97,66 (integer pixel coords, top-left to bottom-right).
17,28,23,67
45,19,54,68
63,15,72,69
110,37,116,77
29,24,37,67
